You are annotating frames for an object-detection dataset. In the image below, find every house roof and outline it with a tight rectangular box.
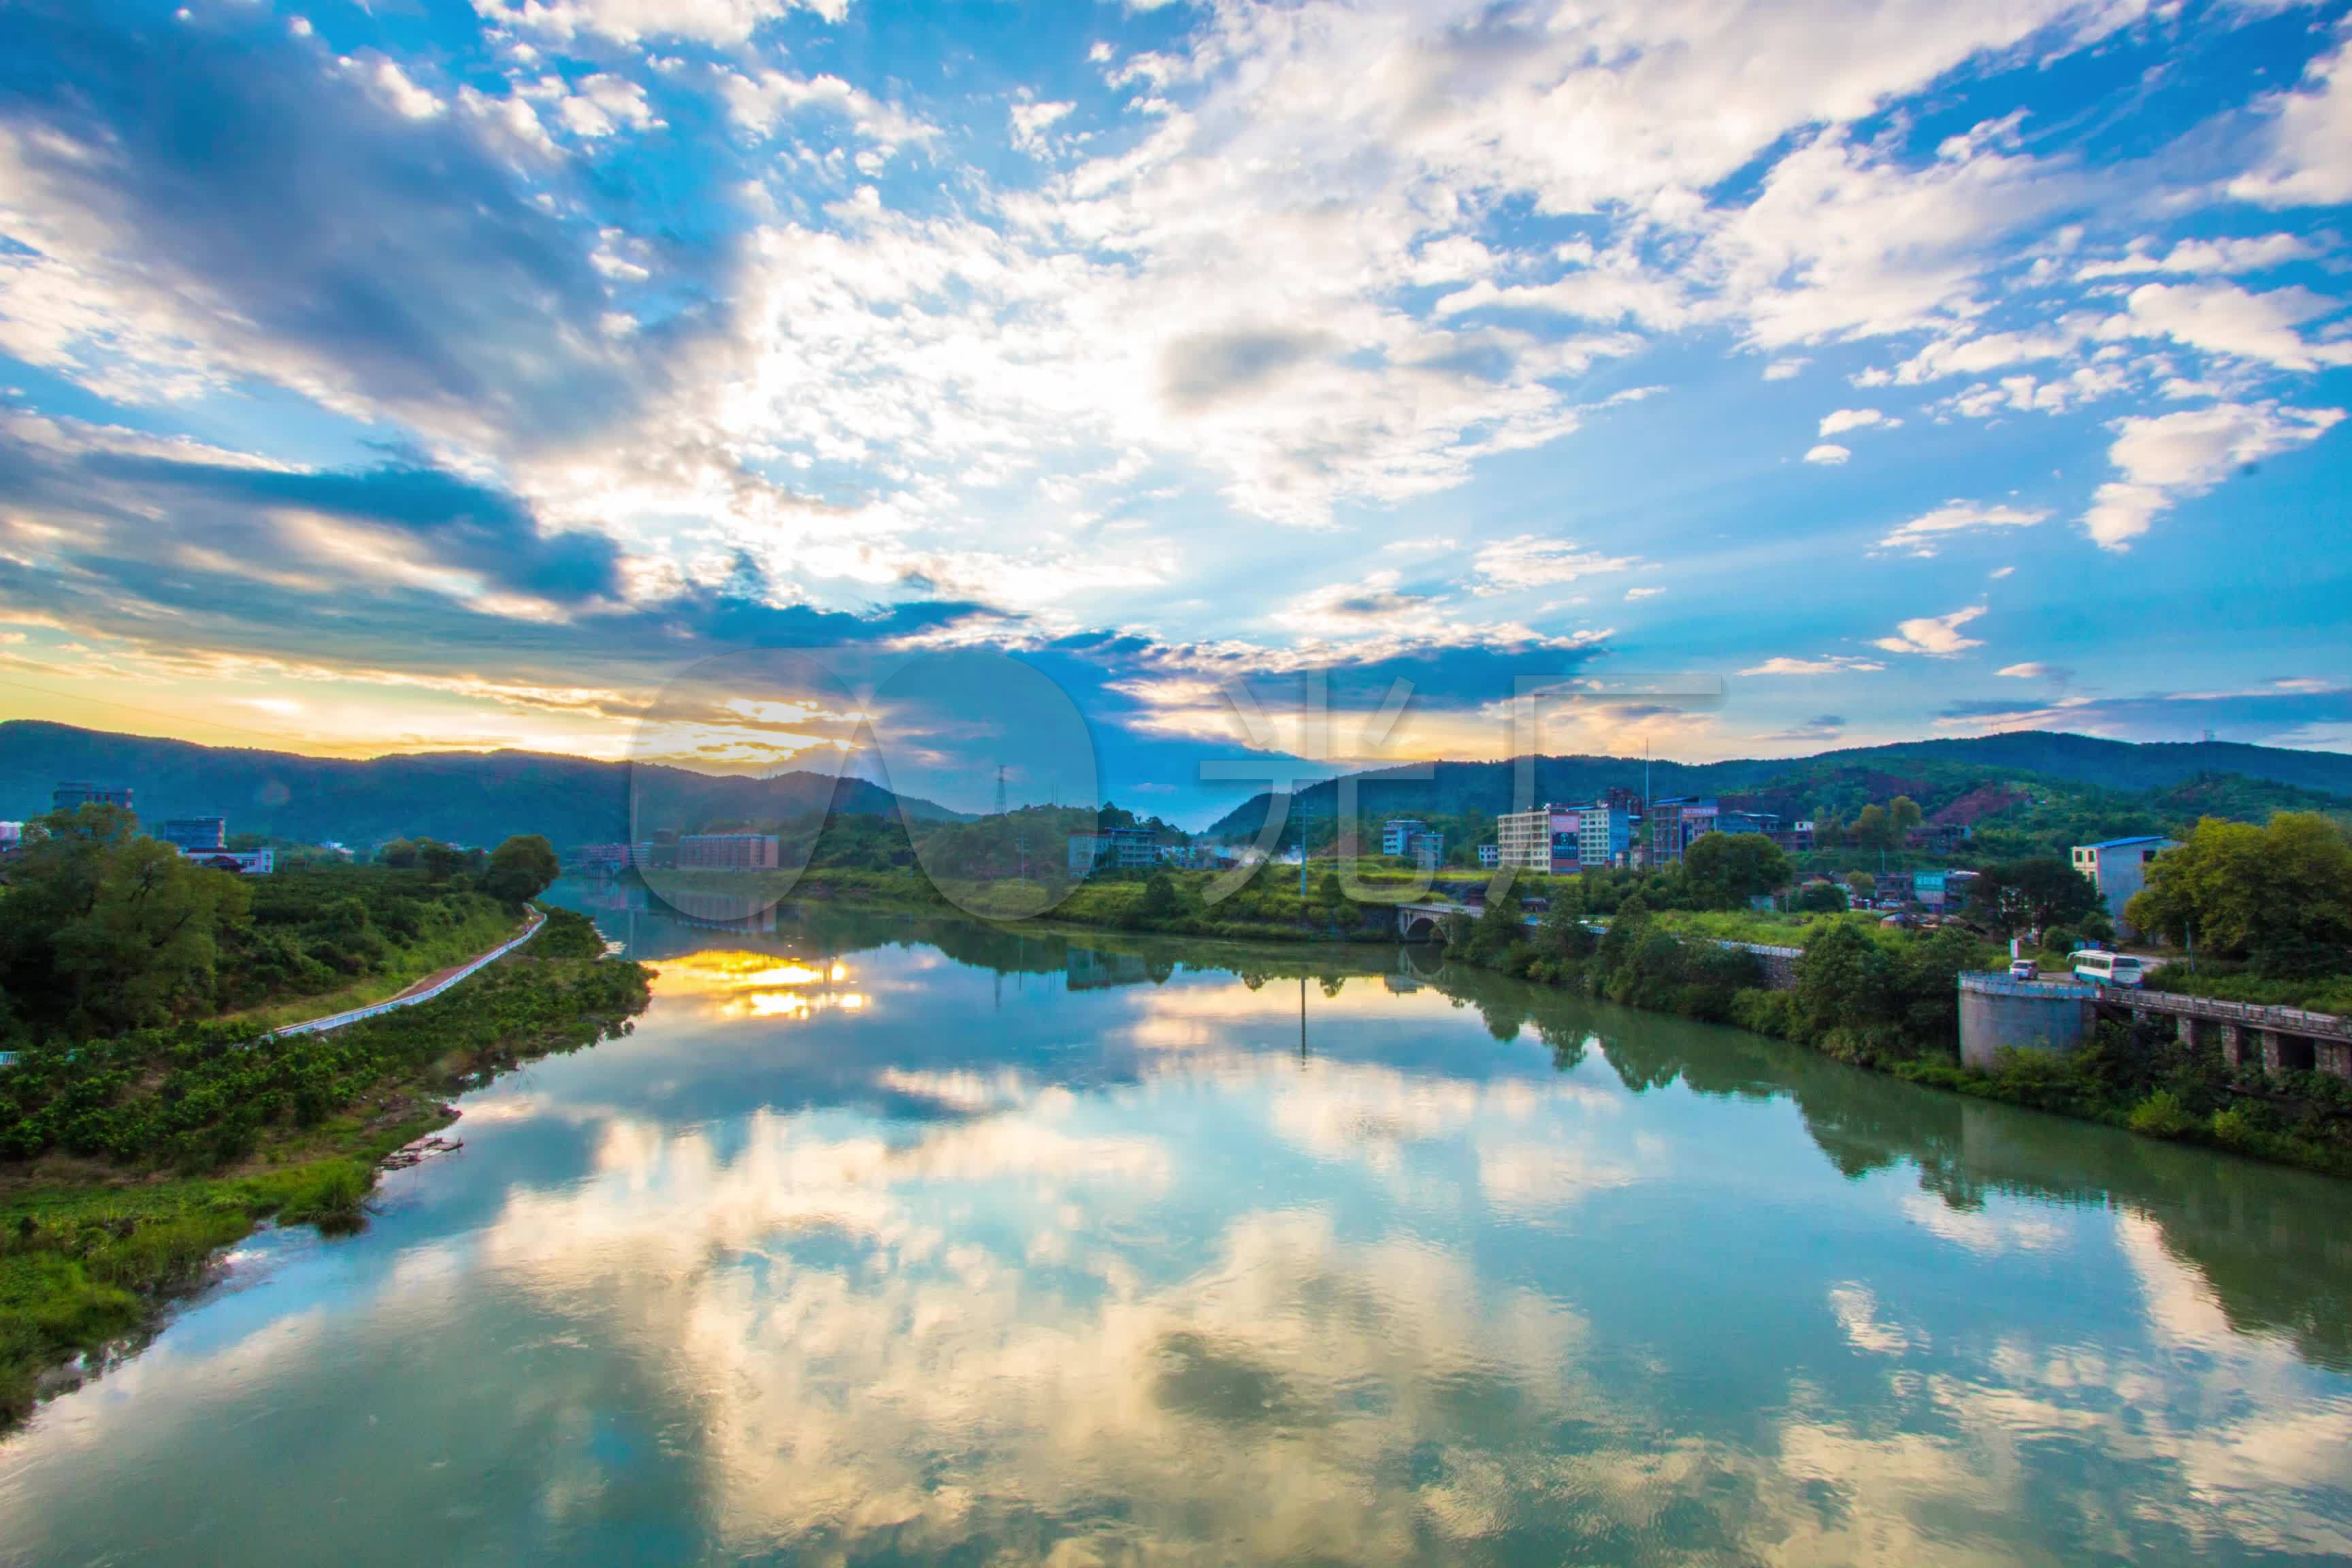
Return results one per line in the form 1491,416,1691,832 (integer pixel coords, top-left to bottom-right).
2078,836,2173,849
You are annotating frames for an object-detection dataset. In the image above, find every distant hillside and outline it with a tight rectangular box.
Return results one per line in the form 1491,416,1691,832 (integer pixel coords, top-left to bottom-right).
1207,732,2352,838
0,723,968,848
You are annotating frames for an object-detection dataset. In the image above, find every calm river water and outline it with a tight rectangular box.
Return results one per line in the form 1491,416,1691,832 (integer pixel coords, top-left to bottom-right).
3,890,2351,1565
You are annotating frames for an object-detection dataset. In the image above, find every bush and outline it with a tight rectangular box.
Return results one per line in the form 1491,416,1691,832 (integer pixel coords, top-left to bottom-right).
2127,1089,2195,1139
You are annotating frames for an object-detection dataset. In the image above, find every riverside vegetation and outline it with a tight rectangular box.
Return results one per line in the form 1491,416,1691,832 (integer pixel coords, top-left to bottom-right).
0,807,649,1426
1429,817,2352,1181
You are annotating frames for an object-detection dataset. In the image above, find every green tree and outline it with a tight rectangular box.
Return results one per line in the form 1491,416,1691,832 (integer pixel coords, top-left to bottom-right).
1889,795,1923,843
483,834,561,905
1791,881,1848,913
2126,813,2352,976
1139,867,1179,921
1850,804,1891,853
1682,832,1789,909
1965,856,2102,938
378,838,419,869
0,806,251,1034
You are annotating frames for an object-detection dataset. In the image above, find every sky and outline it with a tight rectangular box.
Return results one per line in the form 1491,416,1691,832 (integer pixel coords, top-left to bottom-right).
0,0,2348,823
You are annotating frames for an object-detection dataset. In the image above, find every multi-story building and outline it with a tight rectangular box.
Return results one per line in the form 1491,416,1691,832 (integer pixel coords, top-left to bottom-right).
52,781,133,815
578,842,634,873
1496,805,1582,872
1068,828,1160,875
1477,843,1500,869
159,817,227,853
2072,836,2178,934
1770,820,1816,854
1381,818,1444,868
676,833,782,871
1578,800,1635,870
1647,798,1714,864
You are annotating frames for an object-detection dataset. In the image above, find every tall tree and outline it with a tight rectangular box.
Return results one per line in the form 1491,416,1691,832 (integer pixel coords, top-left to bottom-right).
2127,813,2352,975
1682,832,1789,909
484,834,561,905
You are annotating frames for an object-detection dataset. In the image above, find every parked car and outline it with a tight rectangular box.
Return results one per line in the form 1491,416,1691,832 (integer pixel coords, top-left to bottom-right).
2008,957,2038,981
2070,949,2145,988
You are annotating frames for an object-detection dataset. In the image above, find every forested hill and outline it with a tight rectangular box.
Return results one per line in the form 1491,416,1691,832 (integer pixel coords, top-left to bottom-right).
0,723,968,848
1207,732,2352,838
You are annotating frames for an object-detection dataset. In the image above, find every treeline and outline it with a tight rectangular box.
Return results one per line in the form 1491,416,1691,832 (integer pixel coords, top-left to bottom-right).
0,804,561,1045
1443,883,1989,1064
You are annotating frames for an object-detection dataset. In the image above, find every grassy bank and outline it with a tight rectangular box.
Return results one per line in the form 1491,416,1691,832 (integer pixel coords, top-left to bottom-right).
0,906,651,1426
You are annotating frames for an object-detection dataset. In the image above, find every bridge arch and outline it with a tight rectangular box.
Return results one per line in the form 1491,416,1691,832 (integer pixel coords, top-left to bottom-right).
1399,913,1441,943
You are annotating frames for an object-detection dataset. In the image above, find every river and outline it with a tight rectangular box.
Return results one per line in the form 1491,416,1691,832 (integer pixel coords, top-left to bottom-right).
3,890,2349,1565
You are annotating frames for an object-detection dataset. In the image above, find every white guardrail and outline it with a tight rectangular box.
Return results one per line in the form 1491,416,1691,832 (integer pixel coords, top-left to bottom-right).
271,910,546,1039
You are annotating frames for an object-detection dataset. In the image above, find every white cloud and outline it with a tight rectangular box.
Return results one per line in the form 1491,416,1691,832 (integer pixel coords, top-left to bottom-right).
1763,358,1810,380
1874,604,1987,655
1739,655,1886,675
718,70,933,149
1878,500,2048,556
1997,662,2062,679
2082,401,2345,550
1803,443,1851,464
1892,322,2089,384
361,57,444,120
1818,407,1895,436
1624,586,1664,600
534,73,661,140
1009,99,1075,154
2102,280,2352,372
2074,233,2320,278
469,0,845,47
2227,37,2352,208
1469,536,1642,596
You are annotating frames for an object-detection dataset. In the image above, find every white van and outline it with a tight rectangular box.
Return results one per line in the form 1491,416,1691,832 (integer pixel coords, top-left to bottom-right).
2070,949,2144,988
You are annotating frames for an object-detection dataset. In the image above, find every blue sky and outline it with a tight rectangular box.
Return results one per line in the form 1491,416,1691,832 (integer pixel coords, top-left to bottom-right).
0,0,2347,822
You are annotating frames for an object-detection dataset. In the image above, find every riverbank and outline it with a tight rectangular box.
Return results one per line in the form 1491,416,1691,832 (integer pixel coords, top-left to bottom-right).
0,906,652,1427
1431,892,2352,1181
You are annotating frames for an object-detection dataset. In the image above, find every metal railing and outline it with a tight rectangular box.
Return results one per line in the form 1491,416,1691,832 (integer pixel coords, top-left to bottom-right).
272,910,546,1039
1959,971,2098,1000
2104,985,2352,1039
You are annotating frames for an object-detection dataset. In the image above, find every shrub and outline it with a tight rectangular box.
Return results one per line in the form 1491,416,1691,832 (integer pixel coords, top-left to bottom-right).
2127,1089,2195,1139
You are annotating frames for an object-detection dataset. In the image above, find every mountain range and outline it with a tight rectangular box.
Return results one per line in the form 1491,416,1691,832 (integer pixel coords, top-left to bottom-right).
0,722,967,849
1205,732,2352,838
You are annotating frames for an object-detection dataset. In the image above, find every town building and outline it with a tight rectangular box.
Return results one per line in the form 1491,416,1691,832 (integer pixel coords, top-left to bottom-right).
1381,818,1445,868
1770,820,1816,855
1068,828,1159,875
1578,800,1636,870
1477,843,1500,869
579,842,634,873
187,849,274,875
0,822,21,849
1646,798,1711,864
2072,836,2179,934
1495,805,1582,872
676,833,783,871
52,781,133,815
159,817,227,853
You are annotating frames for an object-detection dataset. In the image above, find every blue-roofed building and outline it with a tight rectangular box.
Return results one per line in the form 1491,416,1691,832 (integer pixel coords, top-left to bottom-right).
2072,836,2180,936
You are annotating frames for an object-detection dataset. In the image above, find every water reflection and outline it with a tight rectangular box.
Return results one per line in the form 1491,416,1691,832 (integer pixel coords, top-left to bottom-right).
0,893,2347,1565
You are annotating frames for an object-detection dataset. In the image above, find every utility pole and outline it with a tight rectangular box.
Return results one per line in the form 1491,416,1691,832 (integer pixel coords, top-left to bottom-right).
994,763,1007,817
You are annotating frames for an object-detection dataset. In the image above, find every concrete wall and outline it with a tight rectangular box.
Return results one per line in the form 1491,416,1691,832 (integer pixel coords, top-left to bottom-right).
1959,974,2097,1069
